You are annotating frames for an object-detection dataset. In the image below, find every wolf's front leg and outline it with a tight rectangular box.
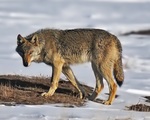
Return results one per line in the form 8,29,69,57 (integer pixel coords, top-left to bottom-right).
42,61,64,97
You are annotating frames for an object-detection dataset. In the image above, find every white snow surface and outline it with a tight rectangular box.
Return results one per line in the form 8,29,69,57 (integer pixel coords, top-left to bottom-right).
0,0,150,119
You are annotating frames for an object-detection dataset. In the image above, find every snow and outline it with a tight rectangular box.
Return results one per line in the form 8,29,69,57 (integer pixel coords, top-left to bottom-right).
0,0,150,119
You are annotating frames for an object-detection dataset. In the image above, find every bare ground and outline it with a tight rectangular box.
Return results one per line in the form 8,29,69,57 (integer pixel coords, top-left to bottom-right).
127,104,150,112
0,75,93,106
0,75,149,111
121,29,150,36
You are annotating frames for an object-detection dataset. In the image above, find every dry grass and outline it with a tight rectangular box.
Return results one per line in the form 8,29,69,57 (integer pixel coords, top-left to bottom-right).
126,96,150,112
0,75,93,106
0,74,149,112
127,104,150,112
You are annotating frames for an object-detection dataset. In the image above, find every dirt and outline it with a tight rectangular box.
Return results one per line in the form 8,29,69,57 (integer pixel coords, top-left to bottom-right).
127,104,150,112
0,75,93,106
0,74,149,112
122,29,150,36
126,96,150,112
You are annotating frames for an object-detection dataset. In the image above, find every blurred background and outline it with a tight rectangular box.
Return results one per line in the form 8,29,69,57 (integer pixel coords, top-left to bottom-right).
0,1,150,119
0,0,150,86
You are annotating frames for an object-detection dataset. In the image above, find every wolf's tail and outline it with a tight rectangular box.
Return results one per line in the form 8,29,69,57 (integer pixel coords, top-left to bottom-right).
114,57,124,87
113,37,124,87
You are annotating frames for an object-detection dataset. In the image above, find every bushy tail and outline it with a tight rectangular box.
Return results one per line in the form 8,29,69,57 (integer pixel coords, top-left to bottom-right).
114,57,124,87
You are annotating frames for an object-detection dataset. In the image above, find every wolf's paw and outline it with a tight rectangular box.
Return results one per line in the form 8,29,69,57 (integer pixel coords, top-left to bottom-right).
41,92,49,97
41,92,53,97
102,100,112,105
41,89,56,97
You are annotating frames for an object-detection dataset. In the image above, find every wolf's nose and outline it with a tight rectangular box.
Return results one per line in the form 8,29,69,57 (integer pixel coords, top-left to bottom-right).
23,61,28,67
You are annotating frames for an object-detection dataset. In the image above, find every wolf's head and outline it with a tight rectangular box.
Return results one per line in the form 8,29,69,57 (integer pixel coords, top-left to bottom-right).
16,34,42,67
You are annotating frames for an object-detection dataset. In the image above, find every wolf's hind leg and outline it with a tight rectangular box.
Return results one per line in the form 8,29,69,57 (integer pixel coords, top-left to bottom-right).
100,62,117,105
62,65,85,99
88,62,104,101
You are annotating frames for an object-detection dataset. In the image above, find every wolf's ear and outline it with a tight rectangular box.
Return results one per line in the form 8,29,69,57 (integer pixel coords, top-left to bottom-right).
31,34,39,46
17,34,26,45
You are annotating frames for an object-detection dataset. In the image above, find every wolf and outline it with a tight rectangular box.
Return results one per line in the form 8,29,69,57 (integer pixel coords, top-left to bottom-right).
16,28,124,105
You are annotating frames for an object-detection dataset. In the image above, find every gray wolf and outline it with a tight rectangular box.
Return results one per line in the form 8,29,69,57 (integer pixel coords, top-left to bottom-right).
16,28,124,105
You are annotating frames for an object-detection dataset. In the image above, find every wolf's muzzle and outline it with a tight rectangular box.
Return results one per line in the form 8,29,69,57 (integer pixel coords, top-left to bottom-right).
22,54,31,67
22,57,29,67
23,60,29,67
